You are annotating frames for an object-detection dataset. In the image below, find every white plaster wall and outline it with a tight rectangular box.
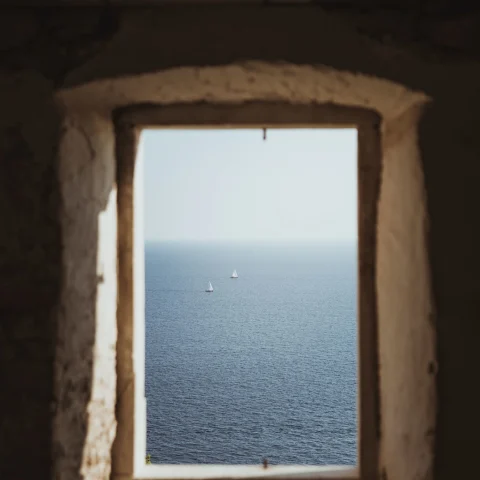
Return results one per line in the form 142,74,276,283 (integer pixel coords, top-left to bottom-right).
58,61,434,480
59,62,427,120
2,6,480,480
55,112,117,480
377,106,436,480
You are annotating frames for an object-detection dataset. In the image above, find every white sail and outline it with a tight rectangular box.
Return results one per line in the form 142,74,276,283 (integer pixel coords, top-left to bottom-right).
231,269,238,278
206,281,213,292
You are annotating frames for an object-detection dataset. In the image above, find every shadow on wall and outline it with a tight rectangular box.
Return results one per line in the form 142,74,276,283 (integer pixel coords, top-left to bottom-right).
0,101,62,476
419,91,480,479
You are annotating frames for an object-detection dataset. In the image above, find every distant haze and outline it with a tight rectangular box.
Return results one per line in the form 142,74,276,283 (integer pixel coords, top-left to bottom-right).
142,129,357,243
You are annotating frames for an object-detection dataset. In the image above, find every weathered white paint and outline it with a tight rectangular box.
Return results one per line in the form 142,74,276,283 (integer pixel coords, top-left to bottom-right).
58,60,434,480
59,62,427,120
55,112,118,480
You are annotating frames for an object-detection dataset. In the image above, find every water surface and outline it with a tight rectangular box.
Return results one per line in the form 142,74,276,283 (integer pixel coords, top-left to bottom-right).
145,242,357,465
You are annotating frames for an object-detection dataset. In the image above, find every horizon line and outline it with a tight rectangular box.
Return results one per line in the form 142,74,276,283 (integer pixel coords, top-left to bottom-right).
144,238,357,244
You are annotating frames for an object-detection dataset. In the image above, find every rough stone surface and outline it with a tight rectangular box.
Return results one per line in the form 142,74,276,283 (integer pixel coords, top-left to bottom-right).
1,4,480,480
378,105,436,480
59,62,428,118
54,112,117,480
59,57,434,480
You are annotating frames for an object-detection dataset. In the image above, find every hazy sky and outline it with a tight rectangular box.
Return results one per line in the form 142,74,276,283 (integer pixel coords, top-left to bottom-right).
142,128,357,243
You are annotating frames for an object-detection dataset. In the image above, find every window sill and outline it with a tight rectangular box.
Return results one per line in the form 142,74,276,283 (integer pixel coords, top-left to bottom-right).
134,465,357,480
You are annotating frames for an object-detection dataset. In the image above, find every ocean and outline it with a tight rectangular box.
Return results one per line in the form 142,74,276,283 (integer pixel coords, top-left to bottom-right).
145,242,357,465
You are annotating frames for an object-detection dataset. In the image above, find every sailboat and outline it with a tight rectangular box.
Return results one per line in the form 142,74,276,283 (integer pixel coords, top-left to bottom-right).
230,269,238,279
205,281,214,293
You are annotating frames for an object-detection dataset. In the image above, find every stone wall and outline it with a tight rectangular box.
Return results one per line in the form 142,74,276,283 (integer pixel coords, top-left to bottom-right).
0,72,61,480
54,111,117,479
1,5,480,480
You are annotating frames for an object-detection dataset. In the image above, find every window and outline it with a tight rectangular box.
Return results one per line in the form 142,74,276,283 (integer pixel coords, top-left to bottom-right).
112,103,380,480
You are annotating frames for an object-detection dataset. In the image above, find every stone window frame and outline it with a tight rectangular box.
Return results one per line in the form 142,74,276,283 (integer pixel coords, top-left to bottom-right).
111,102,381,480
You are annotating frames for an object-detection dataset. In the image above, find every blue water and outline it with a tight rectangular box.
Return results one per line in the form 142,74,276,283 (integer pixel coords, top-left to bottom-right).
145,242,357,465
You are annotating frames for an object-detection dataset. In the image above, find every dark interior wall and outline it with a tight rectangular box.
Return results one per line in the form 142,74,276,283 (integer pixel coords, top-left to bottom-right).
0,4,480,479
418,87,480,478
61,9,480,478
0,75,62,479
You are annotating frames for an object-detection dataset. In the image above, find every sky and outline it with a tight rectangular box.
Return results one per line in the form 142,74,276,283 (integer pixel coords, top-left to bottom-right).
141,128,357,243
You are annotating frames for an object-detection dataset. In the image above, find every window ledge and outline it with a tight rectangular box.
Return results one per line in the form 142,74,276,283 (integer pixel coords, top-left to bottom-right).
133,465,357,480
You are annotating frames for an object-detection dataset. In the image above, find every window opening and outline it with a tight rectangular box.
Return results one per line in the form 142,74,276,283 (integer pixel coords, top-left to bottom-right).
142,128,358,466
113,103,381,480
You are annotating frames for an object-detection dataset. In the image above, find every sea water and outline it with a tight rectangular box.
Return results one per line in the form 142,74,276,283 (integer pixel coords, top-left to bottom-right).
145,241,357,465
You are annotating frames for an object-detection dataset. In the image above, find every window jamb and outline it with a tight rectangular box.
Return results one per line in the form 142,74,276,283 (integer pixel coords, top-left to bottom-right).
112,102,381,480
